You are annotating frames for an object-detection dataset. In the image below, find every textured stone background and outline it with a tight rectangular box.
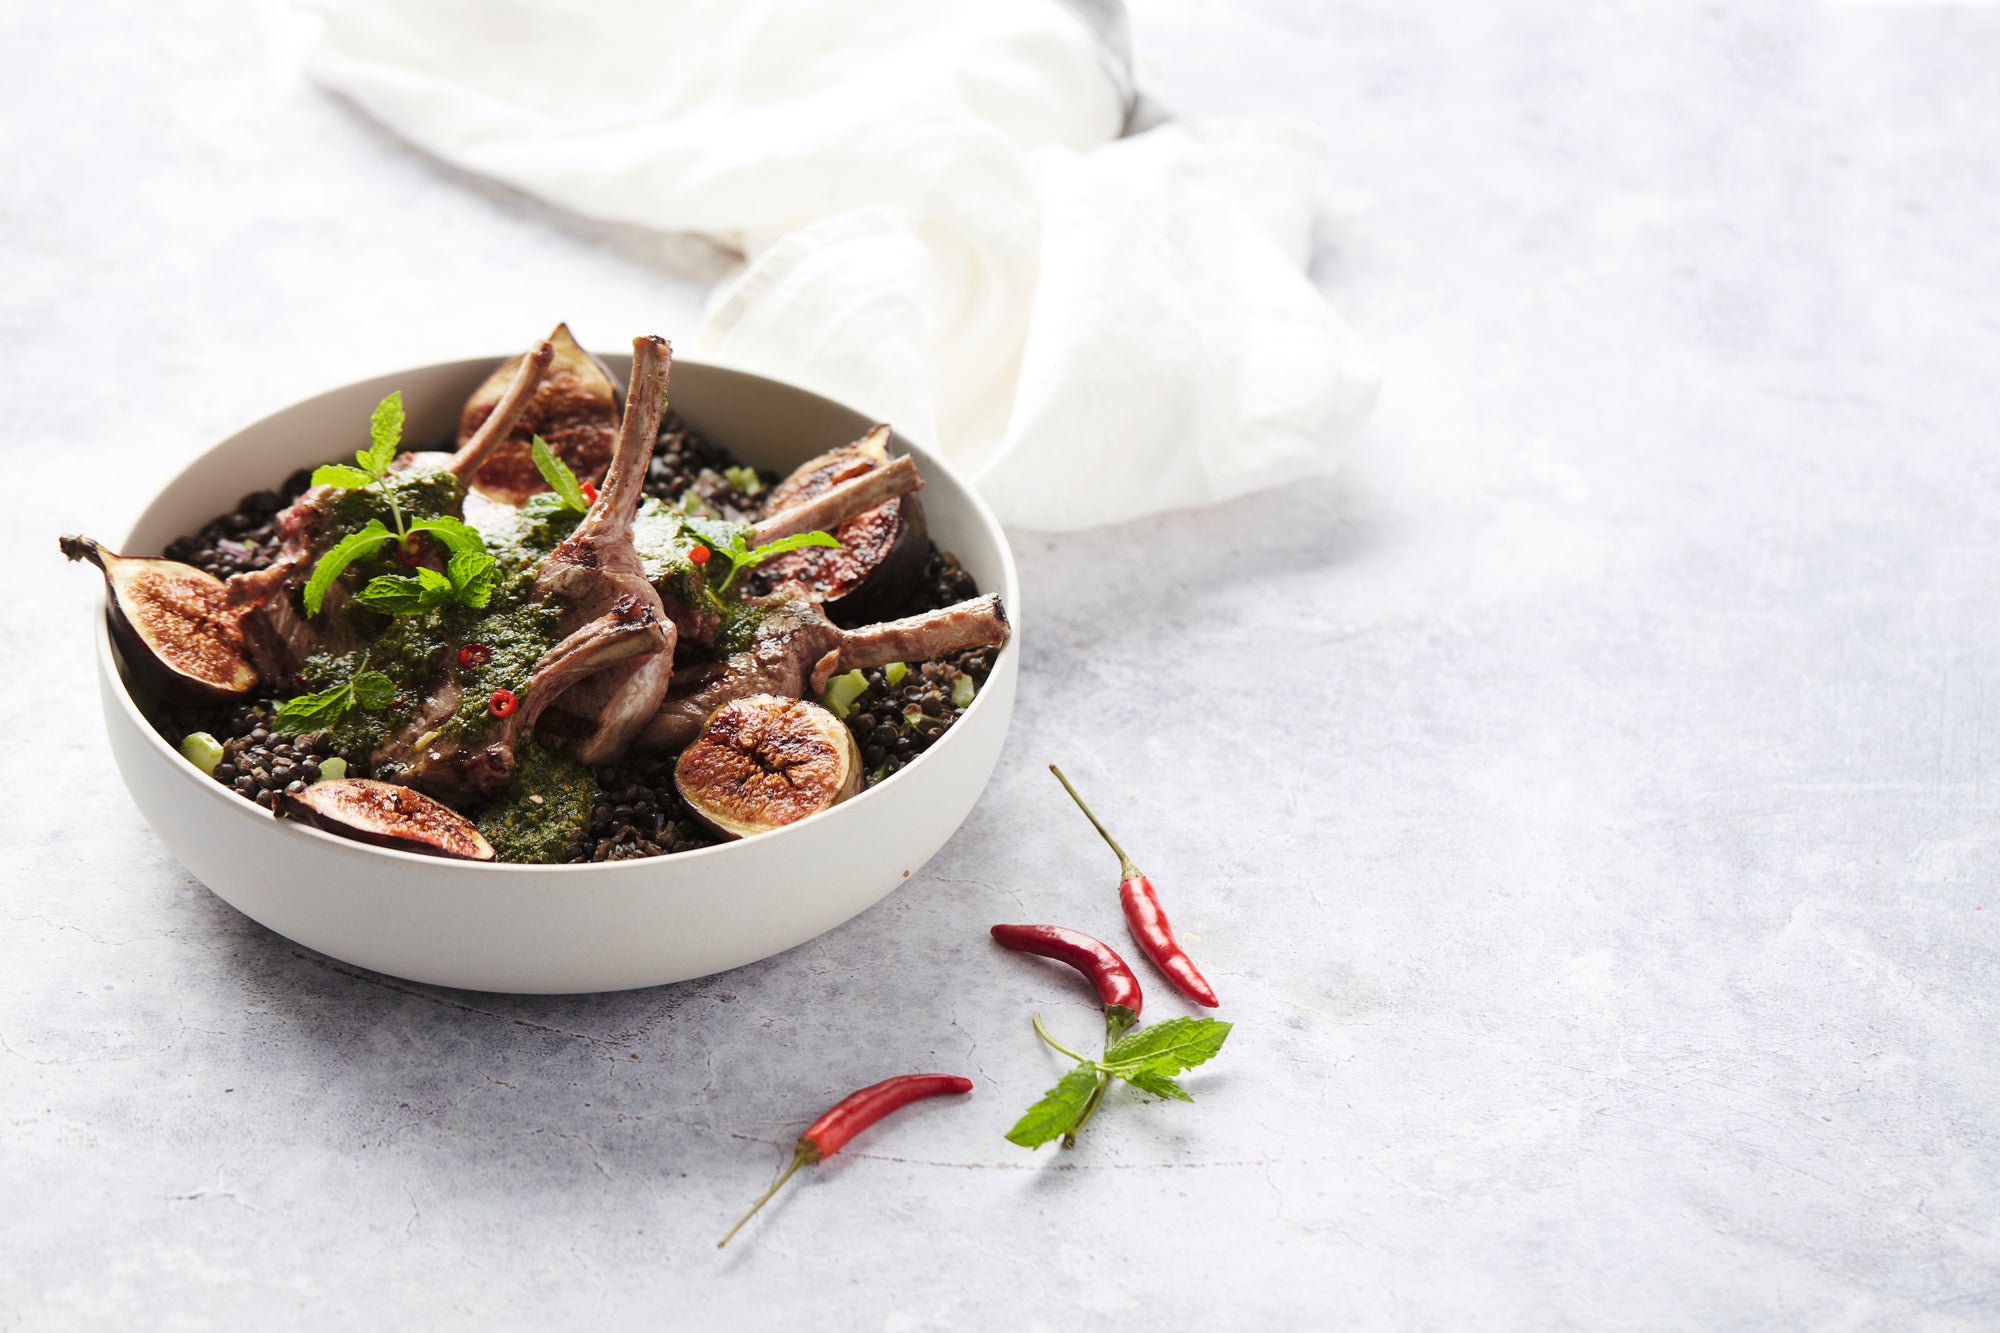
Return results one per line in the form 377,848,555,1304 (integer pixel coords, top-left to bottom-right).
5,2,1999,1328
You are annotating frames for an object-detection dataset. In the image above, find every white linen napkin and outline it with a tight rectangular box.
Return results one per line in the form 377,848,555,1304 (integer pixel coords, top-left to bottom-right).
298,0,1376,529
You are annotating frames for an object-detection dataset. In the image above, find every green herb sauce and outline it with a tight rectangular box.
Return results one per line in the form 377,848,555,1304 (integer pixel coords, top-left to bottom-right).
474,740,598,863
473,492,583,568
714,599,767,655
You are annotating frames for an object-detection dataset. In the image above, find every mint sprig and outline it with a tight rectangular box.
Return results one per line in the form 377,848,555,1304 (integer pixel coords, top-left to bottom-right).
273,669,395,736
687,521,842,595
530,435,589,513
1003,1013,1231,1151
351,548,496,617
301,394,500,618
312,391,407,516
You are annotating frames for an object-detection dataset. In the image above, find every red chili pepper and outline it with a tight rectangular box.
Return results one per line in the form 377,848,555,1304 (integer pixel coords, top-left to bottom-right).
580,480,600,507
1050,764,1219,1008
487,689,519,718
687,544,710,566
990,924,1141,1038
718,1073,972,1248
457,643,492,669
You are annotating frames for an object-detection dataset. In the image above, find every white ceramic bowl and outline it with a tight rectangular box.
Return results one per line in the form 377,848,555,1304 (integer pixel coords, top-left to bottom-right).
95,355,1018,994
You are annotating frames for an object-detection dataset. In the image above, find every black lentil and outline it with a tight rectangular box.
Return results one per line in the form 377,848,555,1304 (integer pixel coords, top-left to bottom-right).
147,699,363,809
163,469,314,579
643,410,773,519
565,752,720,862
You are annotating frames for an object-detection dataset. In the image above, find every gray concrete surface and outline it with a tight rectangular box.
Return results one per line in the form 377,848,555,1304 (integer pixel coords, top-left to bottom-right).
5,2,1998,1328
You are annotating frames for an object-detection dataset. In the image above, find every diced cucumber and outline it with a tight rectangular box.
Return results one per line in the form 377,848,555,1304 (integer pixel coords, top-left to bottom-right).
821,669,870,719
180,731,224,775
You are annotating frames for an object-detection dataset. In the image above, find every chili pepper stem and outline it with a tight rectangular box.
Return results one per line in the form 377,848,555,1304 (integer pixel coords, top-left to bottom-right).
1030,1012,1091,1065
1049,764,1141,881
717,1140,819,1249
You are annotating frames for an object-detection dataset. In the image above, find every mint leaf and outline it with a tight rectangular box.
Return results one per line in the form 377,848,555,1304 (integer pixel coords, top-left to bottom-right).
712,528,841,594
746,531,841,562
1124,1068,1193,1102
275,669,394,735
1004,1065,1100,1150
353,566,454,615
408,514,489,560
531,435,588,513
303,520,394,617
311,463,374,491
363,392,404,477
1101,1018,1232,1078
274,682,354,735
447,550,497,608
349,671,396,711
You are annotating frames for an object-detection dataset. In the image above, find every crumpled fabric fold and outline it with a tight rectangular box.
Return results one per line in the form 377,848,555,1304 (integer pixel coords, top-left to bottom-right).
299,0,1376,529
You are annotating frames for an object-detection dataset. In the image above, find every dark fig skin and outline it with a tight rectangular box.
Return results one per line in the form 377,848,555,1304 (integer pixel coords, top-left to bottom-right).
673,695,861,840
279,779,496,860
61,535,259,704
755,426,928,627
459,322,621,505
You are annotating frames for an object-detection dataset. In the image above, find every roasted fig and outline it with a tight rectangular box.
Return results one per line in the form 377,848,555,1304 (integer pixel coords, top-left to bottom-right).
458,322,620,505
755,425,928,625
61,535,258,704
278,779,496,861
673,695,862,840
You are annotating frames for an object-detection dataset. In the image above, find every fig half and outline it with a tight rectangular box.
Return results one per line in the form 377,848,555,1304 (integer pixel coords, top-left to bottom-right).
61,535,258,704
673,695,862,840
278,779,495,860
756,425,928,626
458,322,620,505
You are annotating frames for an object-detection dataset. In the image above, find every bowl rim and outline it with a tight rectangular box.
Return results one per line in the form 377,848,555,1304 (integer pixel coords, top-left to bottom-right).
97,353,1021,874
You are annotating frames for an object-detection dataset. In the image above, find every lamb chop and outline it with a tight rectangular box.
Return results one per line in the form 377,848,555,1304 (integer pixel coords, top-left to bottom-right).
229,341,556,677
749,425,929,623
380,592,669,804
630,452,926,660
637,590,1010,754
514,335,681,766
379,337,680,797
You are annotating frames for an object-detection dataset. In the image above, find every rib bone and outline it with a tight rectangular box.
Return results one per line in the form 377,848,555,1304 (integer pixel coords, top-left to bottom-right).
446,342,554,481
637,590,1010,754
814,594,1011,694
747,455,920,546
